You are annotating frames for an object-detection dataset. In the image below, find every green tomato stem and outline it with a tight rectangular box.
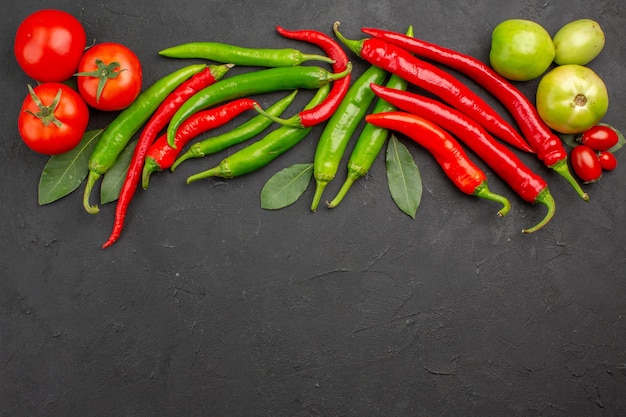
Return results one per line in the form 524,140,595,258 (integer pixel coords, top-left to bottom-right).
75,59,124,103
25,85,63,128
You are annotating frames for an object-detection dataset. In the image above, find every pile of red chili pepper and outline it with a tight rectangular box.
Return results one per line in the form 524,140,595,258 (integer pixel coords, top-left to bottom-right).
61,21,607,247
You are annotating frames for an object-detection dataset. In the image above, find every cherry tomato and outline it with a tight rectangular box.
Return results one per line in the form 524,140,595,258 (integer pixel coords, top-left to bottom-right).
579,125,619,151
598,151,618,171
570,145,602,183
76,42,142,111
14,9,87,82
18,83,89,155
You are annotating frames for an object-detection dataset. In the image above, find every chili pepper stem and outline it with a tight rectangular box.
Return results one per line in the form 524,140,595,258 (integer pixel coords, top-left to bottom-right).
550,159,589,201
332,22,364,58
473,182,511,217
326,168,361,208
301,53,336,65
310,179,330,212
82,171,101,214
141,157,162,189
170,148,197,171
186,165,229,183
522,188,556,234
253,63,353,128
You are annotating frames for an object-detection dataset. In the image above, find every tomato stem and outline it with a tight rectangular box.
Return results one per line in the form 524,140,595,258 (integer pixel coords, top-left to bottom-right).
75,59,125,103
24,84,63,128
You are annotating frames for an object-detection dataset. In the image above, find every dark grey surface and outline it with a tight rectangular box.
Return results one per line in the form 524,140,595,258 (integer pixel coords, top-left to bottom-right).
2,1,626,416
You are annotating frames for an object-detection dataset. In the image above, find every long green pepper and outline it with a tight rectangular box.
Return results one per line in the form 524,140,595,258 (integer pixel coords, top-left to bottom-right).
186,85,330,182
170,90,299,172
82,64,208,214
159,41,335,67
167,64,351,149
309,64,390,212
327,73,409,208
328,26,414,208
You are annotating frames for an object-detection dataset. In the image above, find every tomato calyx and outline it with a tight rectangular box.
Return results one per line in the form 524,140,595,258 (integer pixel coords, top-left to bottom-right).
24,84,63,128
75,59,126,103
574,94,587,106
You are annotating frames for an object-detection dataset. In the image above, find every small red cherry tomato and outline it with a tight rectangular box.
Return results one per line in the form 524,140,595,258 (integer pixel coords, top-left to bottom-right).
570,145,602,183
578,125,619,151
18,83,89,155
14,9,87,82
75,42,142,111
598,150,618,171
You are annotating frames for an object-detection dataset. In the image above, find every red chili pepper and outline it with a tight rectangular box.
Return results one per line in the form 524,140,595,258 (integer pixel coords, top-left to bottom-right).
102,64,231,249
361,26,588,201
141,98,259,187
333,22,533,155
370,84,555,233
365,111,511,217
263,25,351,128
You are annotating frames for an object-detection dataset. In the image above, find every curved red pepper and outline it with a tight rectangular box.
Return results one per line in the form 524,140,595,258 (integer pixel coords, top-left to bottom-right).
141,98,260,187
370,84,555,233
361,26,588,201
333,22,533,154
271,25,351,128
366,111,511,217
102,64,231,249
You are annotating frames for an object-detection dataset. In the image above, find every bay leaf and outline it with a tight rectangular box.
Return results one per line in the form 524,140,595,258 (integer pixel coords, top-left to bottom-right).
38,129,104,205
558,132,579,149
260,163,313,210
100,140,138,205
385,135,422,218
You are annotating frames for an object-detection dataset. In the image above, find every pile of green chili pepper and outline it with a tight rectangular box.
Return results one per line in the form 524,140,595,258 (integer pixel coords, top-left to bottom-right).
75,21,593,248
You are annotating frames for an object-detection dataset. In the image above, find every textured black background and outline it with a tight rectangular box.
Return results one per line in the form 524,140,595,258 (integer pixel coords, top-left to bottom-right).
2,1,626,416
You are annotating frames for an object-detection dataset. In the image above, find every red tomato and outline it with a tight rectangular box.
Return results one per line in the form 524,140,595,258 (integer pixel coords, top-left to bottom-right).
578,125,619,151
14,9,87,82
76,42,142,111
570,145,602,183
18,83,89,155
598,151,618,171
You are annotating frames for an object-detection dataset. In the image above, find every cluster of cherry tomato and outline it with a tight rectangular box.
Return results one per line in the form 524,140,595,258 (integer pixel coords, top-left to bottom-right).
570,124,619,183
14,9,143,155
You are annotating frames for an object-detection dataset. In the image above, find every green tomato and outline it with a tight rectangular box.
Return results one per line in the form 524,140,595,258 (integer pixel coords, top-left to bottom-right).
536,64,609,134
489,19,555,81
553,19,605,65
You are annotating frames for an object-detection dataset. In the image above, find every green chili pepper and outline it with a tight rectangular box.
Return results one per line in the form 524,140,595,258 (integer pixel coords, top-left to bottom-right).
309,64,389,212
170,90,299,172
159,41,335,67
82,64,208,214
186,84,330,182
167,63,351,149
328,26,414,209
327,73,409,208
